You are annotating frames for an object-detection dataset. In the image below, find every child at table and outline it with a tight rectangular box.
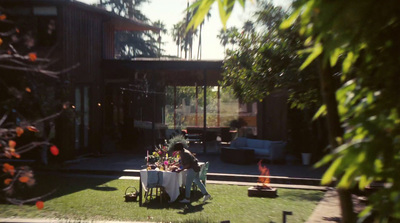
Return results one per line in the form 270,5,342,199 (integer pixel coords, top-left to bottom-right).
173,143,212,204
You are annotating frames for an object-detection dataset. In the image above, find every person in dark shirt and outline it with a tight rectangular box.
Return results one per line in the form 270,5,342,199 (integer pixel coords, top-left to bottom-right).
173,143,211,203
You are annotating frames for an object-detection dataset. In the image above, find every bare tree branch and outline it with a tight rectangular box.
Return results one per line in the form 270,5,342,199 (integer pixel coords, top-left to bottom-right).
2,170,21,192
0,28,17,37
0,63,80,78
0,54,51,63
0,112,9,126
32,110,63,125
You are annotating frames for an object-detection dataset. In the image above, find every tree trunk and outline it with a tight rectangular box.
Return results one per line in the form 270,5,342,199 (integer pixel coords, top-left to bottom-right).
318,59,356,223
197,24,202,60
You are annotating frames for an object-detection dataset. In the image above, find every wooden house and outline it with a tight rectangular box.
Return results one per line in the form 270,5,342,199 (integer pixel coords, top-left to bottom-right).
0,0,160,159
0,0,290,160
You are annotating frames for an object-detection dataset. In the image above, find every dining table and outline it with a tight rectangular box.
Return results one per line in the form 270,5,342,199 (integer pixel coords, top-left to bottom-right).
139,169,183,205
138,162,205,206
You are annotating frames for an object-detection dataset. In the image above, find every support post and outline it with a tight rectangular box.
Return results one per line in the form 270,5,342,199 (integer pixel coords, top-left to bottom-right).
203,70,207,154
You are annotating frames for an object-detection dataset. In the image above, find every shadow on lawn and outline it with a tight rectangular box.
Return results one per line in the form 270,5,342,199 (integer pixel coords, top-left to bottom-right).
91,185,118,191
0,173,117,206
281,190,322,202
31,173,118,201
141,190,208,214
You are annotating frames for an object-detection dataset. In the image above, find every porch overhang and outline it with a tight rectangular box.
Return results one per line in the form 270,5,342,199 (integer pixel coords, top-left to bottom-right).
102,59,224,86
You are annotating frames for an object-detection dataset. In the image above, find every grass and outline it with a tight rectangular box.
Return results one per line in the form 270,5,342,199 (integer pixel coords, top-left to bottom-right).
0,174,324,223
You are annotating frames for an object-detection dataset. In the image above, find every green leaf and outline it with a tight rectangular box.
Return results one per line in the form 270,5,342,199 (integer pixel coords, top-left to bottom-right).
186,0,214,32
321,157,342,185
300,43,323,70
304,36,313,46
329,48,343,67
314,153,335,168
313,104,326,120
366,91,374,104
374,159,383,173
342,51,358,74
337,166,357,188
237,0,246,8
280,8,301,30
217,0,236,29
217,0,227,28
359,205,373,218
359,175,373,190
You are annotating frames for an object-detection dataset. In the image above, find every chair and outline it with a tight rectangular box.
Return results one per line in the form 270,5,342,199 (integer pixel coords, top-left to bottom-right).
143,171,164,203
192,162,209,191
199,162,209,186
220,127,232,143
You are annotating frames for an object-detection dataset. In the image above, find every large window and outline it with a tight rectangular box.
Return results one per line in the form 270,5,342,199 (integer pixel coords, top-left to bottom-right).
164,86,241,129
74,86,90,150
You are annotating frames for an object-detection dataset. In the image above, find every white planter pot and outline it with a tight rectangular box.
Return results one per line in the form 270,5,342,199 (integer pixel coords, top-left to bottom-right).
301,153,312,165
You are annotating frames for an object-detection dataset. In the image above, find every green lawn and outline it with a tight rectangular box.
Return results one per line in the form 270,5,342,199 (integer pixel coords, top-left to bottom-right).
0,174,324,223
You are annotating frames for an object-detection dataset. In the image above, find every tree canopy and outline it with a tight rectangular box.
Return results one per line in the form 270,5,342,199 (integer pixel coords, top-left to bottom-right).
98,0,162,58
189,0,400,221
283,0,400,221
219,1,320,110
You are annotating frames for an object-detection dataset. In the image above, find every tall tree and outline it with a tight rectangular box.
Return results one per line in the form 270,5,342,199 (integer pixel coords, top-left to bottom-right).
172,18,198,59
189,0,400,221
171,22,185,58
195,2,211,60
99,0,149,20
242,20,254,34
280,0,400,221
99,0,160,58
226,27,239,50
221,2,319,110
217,28,229,55
151,20,167,57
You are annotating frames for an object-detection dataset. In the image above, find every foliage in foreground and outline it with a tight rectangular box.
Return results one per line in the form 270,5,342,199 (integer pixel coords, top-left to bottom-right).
0,7,69,209
0,176,323,223
188,0,400,221
281,0,400,221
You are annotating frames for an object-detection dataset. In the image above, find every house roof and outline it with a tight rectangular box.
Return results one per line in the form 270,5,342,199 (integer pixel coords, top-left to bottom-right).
68,0,161,32
102,59,224,86
0,0,161,32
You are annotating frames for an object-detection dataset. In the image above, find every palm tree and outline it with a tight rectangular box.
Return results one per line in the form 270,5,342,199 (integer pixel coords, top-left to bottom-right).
191,0,212,60
171,24,182,57
217,29,229,55
242,20,255,35
152,20,167,57
98,0,160,58
217,27,239,54
171,21,187,58
172,19,198,59
227,27,239,50
99,0,150,21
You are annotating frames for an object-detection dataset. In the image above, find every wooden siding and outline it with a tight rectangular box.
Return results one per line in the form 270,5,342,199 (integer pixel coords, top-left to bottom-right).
60,4,104,153
60,5,102,83
103,23,115,60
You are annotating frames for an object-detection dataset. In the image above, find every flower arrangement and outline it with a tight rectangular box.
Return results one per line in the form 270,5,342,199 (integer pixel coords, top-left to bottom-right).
146,145,181,172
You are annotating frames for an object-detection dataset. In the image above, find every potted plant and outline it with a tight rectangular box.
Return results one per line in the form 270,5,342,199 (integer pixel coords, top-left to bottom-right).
300,129,314,165
167,134,188,153
301,151,312,165
229,118,247,139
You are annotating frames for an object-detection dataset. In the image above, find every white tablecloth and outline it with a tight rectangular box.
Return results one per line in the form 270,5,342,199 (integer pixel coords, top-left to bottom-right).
140,169,183,202
140,162,205,203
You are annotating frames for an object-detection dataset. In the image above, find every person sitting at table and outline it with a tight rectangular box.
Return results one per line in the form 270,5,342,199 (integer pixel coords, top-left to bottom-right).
173,143,212,204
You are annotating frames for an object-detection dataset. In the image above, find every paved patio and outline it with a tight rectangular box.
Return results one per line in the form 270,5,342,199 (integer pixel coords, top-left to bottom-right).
63,144,327,179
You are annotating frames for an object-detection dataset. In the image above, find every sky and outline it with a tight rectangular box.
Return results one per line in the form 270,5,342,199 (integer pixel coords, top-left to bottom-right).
79,0,291,60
